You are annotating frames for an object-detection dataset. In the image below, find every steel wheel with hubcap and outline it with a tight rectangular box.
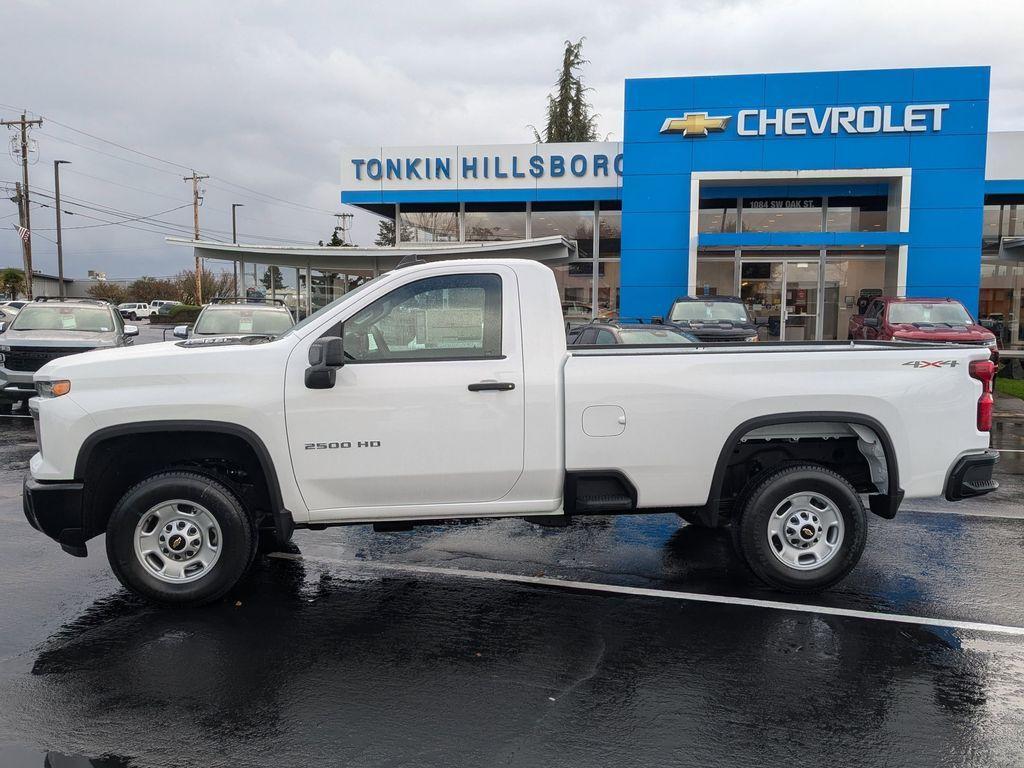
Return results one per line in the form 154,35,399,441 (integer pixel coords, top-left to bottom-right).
133,499,223,583
733,463,866,593
766,492,845,571
107,471,257,605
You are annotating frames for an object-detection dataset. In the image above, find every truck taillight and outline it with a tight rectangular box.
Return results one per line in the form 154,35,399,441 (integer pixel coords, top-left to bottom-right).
969,360,995,432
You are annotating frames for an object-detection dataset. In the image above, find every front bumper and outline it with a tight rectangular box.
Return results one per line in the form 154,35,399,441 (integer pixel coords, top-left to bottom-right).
23,475,88,556
944,450,1000,501
0,367,36,402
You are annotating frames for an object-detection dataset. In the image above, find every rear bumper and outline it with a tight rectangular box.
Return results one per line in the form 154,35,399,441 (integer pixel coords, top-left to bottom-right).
23,475,88,556
944,450,1000,501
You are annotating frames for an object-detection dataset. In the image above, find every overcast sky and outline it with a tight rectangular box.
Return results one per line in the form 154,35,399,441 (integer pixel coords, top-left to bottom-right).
3,0,1023,280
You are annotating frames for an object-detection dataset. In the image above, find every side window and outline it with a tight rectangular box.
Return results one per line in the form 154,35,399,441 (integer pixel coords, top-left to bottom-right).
566,328,583,345
578,328,598,344
341,273,502,362
594,329,616,344
867,300,883,319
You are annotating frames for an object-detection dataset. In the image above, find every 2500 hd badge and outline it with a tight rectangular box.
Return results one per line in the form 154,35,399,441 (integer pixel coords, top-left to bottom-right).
305,440,382,449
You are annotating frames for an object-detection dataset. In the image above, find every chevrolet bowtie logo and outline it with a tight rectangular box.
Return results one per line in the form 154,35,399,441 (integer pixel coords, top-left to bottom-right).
660,112,731,137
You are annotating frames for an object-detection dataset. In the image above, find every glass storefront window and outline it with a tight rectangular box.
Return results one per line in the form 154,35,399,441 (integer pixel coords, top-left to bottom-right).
598,208,621,259
399,204,458,242
825,195,888,232
465,203,526,241
823,256,887,340
552,263,595,327
695,257,736,297
596,260,620,318
698,199,738,233
980,258,1024,348
741,197,823,232
532,203,594,257
983,204,1002,248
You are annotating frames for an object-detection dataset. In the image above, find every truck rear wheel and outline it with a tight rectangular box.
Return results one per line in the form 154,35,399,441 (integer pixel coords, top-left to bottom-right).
733,463,866,593
105,471,257,606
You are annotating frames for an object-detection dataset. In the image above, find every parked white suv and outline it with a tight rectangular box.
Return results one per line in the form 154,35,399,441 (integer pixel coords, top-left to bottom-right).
118,303,154,321
23,259,998,605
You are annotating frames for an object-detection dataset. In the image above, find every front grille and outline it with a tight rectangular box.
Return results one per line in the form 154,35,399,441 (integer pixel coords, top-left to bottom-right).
3,346,94,372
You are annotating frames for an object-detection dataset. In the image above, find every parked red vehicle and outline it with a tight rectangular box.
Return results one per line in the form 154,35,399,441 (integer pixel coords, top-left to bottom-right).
848,297,998,361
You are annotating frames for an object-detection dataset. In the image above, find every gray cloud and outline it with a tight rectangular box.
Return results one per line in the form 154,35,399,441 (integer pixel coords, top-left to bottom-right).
2,0,1021,278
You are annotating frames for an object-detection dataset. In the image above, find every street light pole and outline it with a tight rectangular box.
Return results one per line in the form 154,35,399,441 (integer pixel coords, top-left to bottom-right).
53,160,71,299
231,203,243,296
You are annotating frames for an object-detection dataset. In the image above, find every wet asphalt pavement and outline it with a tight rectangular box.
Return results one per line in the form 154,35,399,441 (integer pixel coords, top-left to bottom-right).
0,323,1023,767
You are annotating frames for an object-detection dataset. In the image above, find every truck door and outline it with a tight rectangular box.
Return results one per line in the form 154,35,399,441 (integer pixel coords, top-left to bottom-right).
285,268,526,513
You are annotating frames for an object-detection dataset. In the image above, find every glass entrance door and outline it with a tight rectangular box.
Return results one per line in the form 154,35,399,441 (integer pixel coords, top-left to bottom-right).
784,261,819,341
740,257,821,341
740,261,785,340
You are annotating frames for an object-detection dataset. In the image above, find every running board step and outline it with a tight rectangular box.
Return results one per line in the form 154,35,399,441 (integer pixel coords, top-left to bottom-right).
575,494,633,514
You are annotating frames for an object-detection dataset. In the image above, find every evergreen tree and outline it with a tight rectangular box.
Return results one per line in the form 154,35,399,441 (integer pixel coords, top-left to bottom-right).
374,218,412,246
261,266,285,291
532,39,598,143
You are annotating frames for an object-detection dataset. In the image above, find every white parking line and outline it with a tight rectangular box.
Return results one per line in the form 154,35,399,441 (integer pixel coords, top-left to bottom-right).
269,552,1024,637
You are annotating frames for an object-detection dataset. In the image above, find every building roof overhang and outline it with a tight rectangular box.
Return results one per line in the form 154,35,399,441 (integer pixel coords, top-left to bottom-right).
167,236,578,275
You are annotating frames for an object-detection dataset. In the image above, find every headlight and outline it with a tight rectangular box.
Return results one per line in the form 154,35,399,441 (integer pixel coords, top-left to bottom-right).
0,345,9,352
37,379,71,398
984,339,998,348
744,334,759,343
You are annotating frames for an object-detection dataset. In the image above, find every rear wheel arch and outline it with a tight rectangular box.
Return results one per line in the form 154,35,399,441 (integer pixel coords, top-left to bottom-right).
708,411,901,523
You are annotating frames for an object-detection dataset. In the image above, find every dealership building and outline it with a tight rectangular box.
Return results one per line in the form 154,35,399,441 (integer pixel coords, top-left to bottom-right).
188,65,1022,345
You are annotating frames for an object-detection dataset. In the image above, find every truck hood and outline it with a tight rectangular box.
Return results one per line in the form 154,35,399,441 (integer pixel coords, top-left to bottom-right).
33,336,292,381
891,323,994,343
1,330,118,347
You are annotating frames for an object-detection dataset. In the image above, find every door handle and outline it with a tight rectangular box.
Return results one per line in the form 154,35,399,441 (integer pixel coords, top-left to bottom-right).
468,381,515,392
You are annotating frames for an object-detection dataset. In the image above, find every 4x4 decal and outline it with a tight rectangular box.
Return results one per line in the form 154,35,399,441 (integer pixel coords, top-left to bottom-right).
903,360,959,368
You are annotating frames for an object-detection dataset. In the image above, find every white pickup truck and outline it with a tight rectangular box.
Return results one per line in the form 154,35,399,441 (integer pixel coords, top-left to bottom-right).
23,259,999,605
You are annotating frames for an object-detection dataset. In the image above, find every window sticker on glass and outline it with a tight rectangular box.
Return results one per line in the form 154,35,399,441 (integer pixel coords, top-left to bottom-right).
238,317,254,333
61,314,77,329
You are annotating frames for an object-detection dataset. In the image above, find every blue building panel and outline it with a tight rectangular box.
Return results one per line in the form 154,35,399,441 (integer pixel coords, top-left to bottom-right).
622,65,991,318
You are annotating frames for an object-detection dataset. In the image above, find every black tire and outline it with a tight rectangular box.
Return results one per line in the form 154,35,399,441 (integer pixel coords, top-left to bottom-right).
733,463,866,593
0,402,12,415
106,471,258,606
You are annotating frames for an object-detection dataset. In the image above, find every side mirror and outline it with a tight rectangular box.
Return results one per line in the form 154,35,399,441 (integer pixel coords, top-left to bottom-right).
305,336,345,389
173,324,189,339
124,324,139,337
0,322,6,334
863,317,880,328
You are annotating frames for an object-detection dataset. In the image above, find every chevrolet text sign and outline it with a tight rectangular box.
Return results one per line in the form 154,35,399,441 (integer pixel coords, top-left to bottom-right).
661,104,950,138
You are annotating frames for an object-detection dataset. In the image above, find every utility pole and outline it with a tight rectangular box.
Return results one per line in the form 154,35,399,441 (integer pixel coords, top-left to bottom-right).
183,170,209,303
2,113,43,299
231,203,243,296
333,212,353,245
53,160,71,299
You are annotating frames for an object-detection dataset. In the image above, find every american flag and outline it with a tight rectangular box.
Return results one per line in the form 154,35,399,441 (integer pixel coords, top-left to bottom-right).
12,224,29,244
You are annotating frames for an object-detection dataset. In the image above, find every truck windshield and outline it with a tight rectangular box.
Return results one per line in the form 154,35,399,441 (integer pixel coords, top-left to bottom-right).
888,302,973,325
11,305,115,332
618,329,694,344
194,307,294,336
670,301,749,323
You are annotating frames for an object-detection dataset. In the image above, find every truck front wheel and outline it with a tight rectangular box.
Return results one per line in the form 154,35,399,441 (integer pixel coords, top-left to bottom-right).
105,471,257,606
733,464,867,592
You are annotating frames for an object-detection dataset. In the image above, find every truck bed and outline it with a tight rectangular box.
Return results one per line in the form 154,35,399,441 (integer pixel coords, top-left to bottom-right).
563,340,992,508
